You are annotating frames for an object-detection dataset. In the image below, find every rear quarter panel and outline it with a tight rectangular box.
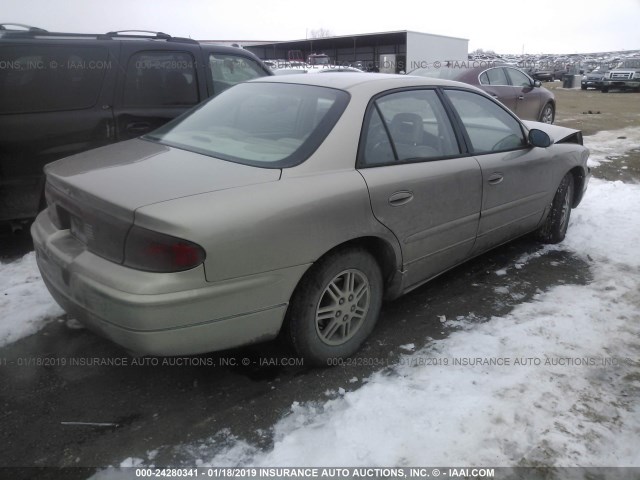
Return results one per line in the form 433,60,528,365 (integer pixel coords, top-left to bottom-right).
133,170,400,283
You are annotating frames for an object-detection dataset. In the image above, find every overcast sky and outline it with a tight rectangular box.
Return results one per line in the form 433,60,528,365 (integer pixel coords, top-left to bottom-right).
3,0,640,54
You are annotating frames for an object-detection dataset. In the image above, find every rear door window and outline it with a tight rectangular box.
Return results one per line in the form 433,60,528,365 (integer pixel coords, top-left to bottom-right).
480,67,508,86
360,89,460,166
122,51,199,106
0,45,109,114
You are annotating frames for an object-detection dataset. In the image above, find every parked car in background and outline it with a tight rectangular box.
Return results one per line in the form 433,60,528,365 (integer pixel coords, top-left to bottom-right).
553,66,569,81
0,25,272,225
272,68,309,75
581,67,608,90
601,58,640,92
410,64,556,124
531,69,554,82
33,73,589,365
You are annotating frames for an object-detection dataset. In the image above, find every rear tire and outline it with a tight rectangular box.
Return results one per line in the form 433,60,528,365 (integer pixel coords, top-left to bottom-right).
285,248,383,366
536,173,574,244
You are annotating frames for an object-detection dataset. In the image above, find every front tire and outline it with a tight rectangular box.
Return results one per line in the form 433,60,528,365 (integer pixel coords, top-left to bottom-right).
536,173,574,244
285,248,383,366
539,103,555,124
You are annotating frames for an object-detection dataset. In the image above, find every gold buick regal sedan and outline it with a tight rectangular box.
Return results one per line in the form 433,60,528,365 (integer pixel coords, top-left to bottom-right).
32,73,590,365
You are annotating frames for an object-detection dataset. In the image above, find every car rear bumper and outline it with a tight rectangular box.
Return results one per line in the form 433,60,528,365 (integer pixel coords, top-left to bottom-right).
31,211,308,356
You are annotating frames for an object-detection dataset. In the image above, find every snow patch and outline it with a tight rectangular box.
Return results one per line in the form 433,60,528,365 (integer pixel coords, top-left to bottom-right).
0,252,64,347
583,127,640,167
178,180,640,467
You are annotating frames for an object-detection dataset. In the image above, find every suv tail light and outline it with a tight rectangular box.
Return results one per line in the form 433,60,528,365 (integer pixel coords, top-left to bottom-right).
124,226,206,273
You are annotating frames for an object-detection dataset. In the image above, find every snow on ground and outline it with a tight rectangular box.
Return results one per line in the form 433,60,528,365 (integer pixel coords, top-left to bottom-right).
584,126,640,167
0,252,63,347
180,182,640,468
102,134,640,470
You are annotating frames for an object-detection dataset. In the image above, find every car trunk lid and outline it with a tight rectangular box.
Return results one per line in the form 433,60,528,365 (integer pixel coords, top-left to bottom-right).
44,139,281,264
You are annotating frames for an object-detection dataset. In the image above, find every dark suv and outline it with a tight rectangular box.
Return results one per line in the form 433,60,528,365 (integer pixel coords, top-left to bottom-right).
0,25,272,224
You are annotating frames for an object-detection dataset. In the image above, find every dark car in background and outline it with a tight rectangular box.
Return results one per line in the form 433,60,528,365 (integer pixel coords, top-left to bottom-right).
581,67,608,90
0,25,272,224
410,64,556,124
530,69,554,82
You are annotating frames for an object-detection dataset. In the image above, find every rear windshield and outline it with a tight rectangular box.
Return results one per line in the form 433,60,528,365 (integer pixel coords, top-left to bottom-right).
144,82,350,168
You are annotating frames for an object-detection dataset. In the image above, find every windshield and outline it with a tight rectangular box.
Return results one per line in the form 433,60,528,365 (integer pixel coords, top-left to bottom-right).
620,59,640,69
309,55,330,65
144,82,350,168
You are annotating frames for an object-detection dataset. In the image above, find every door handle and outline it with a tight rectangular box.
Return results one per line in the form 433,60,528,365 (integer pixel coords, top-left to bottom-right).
388,190,414,206
488,173,504,185
517,95,525,100
125,122,152,134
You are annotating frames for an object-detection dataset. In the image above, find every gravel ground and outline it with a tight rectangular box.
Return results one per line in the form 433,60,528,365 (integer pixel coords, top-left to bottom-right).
549,81,640,135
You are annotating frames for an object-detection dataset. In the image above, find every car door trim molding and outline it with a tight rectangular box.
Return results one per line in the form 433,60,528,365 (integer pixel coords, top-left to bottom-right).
404,211,479,246
479,190,548,222
404,233,478,267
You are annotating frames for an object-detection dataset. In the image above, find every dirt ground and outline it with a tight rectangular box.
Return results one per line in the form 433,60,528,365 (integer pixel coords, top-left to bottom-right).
547,82,640,184
548,81,640,135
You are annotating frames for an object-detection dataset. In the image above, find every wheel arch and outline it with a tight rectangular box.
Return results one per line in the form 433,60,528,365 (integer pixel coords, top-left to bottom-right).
284,235,402,322
311,235,402,297
279,234,402,344
540,99,556,122
569,165,587,207
339,236,401,294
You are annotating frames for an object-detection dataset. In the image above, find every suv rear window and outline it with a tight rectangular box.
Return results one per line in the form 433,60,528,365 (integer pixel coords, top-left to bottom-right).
0,45,109,114
209,53,268,95
144,82,350,168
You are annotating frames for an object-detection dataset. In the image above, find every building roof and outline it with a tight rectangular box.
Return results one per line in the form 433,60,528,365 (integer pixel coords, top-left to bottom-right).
200,30,468,50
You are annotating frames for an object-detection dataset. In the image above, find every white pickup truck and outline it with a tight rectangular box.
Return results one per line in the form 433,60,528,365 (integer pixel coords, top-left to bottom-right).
601,58,640,92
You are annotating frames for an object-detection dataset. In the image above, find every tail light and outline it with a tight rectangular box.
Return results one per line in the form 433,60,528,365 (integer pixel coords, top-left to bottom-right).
124,226,206,273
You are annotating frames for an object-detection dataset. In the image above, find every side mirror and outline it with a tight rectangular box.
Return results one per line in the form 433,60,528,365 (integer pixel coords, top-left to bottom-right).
533,80,542,87
529,128,552,148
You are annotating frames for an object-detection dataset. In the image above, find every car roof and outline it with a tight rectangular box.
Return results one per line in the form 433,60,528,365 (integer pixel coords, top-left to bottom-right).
409,64,535,84
0,28,261,57
0,29,268,63
250,72,483,92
